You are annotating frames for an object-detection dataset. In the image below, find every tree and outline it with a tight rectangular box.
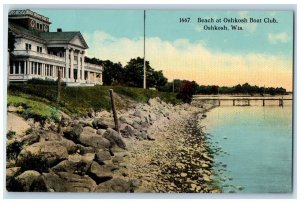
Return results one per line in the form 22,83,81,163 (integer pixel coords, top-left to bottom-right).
123,57,167,89
8,31,16,53
176,80,198,103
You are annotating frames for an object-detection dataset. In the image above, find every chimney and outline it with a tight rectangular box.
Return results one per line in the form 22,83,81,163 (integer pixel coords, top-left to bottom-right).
57,28,62,32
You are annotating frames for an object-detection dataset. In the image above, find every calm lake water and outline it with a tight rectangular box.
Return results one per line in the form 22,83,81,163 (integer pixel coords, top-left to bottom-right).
202,104,293,193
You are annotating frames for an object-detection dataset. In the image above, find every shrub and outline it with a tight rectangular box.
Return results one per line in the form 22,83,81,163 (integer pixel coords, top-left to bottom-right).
18,152,49,173
7,130,16,139
7,141,23,160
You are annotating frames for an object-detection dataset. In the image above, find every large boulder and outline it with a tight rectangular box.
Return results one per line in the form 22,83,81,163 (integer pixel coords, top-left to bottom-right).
42,172,96,192
63,124,83,142
51,153,94,175
92,118,114,129
78,127,111,149
94,178,130,192
88,161,113,183
103,128,126,149
60,137,76,153
14,170,47,192
18,141,68,167
95,150,112,164
39,131,62,142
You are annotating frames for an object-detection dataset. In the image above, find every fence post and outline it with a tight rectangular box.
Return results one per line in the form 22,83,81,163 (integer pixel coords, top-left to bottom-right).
57,70,61,102
109,89,119,132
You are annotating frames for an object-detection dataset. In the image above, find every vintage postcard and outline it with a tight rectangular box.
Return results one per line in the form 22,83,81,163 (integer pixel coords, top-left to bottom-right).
6,8,294,194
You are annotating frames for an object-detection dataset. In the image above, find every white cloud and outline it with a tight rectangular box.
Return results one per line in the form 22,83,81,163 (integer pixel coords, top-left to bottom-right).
268,32,289,44
83,31,292,90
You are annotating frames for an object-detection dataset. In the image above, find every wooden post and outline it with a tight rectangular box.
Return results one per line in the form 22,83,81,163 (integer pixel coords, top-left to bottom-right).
247,99,250,106
57,70,61,102
109,89,119,132
218,100,221,106
263,99,265,106
233,99,235,106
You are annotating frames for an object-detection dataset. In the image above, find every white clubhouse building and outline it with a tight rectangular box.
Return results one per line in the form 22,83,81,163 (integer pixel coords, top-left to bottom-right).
8,9,103,85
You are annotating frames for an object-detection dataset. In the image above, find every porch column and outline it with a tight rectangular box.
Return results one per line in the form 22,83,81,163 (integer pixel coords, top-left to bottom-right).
82,51,85,81
24,61,27,75
77,52,80,82
28,61,31,74
41,64,44,76
70,49,74,81
65,48,70,79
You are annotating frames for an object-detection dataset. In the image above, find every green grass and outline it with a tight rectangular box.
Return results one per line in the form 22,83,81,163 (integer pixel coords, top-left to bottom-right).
8,83,181,116
7,94,60,122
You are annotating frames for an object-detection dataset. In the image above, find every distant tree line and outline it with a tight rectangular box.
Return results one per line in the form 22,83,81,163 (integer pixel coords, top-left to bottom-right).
85,56,288,103
85,57,167,89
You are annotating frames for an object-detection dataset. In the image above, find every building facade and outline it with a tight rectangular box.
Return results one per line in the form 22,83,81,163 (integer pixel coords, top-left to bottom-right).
8,9,103,85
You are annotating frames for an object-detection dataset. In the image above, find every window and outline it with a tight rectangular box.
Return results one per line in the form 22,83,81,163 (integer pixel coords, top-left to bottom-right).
40,24,43,30
25,43,31,50
37,23,40,29
37,46,43,53
74,55,78,61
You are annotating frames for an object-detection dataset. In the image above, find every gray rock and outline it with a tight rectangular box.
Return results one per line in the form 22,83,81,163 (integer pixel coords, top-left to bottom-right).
110,146,126,155
149,113,157,121
119,116,134,125
94,178,130,192
112,155,124,164
6,167,21,178
132,122,141,130
60,137,76,153
18,141,68,167
148,97,161,106
87,108,95,118
120,124,136,137
147,134,156,141
88,161,113,183
79,127,111,149
92,118,114,129
78,119,93,127
19,132,40,146
15,170,47,191
70,144,97,154
103,128,126,149
39,131,62,142
96,129,106,135
42,172,96,192
95,150,112,164
133,110,147,119
63,124,83,142
51,155,92,175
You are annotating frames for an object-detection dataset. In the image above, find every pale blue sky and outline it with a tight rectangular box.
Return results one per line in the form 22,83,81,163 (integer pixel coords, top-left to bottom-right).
36,9,293,57
34,9,294,90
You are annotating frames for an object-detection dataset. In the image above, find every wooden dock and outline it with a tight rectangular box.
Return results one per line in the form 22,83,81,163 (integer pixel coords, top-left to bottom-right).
193,96,292,107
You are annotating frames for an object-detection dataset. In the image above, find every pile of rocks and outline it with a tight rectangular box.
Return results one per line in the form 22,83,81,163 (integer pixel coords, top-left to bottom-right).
6,97,177,192
6,111,131,192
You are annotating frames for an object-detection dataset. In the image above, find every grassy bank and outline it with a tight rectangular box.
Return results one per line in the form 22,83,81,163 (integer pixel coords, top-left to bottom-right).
8,83,181,116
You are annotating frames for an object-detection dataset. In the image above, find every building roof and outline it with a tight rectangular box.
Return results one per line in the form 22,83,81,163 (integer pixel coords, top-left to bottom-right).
9,22,89,49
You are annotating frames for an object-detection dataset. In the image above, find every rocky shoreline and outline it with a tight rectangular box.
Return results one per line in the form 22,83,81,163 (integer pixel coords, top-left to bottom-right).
6,97,219,193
